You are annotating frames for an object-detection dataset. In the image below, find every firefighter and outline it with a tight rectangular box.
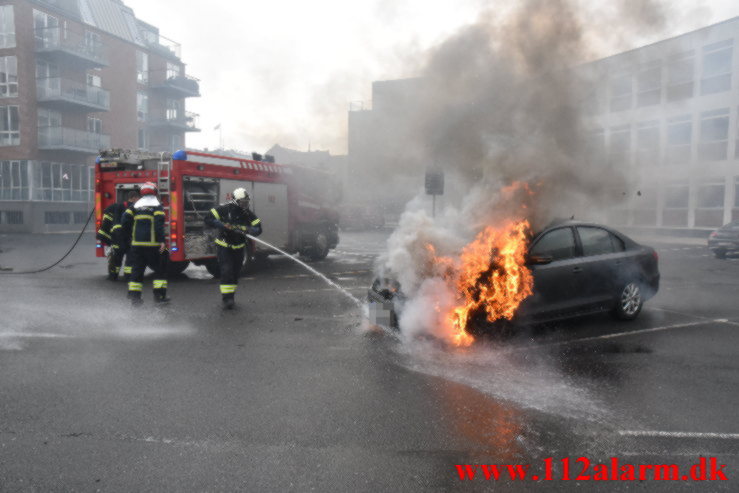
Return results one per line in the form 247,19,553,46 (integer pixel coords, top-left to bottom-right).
97,190,140,281
121,182,169,305
205,187,262,309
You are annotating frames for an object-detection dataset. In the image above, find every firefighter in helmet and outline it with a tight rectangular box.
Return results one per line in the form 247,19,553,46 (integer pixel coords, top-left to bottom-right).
97,189,140,281
205,187,262,309
120,182,170,305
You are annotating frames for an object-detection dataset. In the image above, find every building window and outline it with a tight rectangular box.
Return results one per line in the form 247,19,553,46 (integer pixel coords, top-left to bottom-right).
38,108,62,128
137,128,148,150
662,183,689,227
84,30,101,57
699,108,729,161
166,62,181,80
87,71,101,88
136,51,148,84
3,210,23,224
0,56,18,98
666,51,694,101
635,121,660,167
137,91,148,122
87,117,102,134
666,115,692,166
609,72,632,112
0,5,15,49
608,125,631,166
0,160,28,200
45,211,70,224
701,39,733,95
636,62,661,107
73,211,88,224
0,105,19,146
32,161,90,202
33,10,59,47
166,99,181,120
696,181,725,227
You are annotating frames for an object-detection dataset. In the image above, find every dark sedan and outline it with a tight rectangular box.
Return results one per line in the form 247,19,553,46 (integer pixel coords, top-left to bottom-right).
369,221,660,330
708,221,739,258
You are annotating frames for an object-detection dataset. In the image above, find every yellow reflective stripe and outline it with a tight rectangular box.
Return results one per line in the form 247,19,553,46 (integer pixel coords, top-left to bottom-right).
124,209,133,216
103,213,114,221
251,218,261,226
220,284,237,294
128,282,143,291
210,208,220,220
131,240,159,246
111,224,122,231
154,211,165,216
236,225,247,231
111,244,119,249
153,280,168,289
112,267,120,273
98,230,112,239
134,214,155,220
215,239,245,249
123,266,132,274
215,238,228,247
231,243,245,249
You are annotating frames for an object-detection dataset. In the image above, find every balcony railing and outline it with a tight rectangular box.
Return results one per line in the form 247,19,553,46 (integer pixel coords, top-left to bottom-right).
34,27,108,67
38,127,111,153
36,78,110,111
150,73,200,97
148,111,200,132
141,32,181,60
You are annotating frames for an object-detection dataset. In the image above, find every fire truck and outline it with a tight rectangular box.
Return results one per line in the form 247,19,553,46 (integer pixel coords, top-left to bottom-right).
95,149,340,276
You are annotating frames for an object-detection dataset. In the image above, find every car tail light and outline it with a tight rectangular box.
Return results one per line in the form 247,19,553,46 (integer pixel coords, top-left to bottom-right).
652,249,659,262
710,231,718,238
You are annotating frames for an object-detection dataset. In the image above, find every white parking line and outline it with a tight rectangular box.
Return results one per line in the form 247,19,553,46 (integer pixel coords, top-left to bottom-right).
512,320,716,351
619,430,739,440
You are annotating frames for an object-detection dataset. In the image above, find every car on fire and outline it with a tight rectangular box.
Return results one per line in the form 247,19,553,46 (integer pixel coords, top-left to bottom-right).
369,220,660,332
707,221,739,259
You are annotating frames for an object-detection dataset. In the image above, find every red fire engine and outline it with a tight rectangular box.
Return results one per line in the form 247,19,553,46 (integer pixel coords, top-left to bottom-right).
95,149,340,276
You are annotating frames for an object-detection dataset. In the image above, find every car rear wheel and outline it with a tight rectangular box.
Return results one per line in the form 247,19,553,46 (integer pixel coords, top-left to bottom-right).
612,282,643,320
714,249,727,259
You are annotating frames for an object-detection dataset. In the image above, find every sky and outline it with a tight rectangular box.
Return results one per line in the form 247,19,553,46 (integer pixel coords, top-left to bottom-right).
122,0,739,156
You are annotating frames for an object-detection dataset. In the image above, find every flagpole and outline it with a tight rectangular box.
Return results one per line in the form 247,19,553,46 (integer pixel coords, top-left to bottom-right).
219,125,223,150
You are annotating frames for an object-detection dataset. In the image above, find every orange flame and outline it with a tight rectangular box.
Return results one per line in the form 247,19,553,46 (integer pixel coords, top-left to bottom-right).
428,220,534,346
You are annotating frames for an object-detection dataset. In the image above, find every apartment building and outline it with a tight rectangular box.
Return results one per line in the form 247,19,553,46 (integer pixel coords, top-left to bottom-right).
0,0,199,232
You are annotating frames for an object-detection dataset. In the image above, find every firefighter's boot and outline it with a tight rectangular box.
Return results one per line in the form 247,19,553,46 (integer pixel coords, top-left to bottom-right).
153,288,170,304
128,282,143,306
222,294,235,310
153,280,170,303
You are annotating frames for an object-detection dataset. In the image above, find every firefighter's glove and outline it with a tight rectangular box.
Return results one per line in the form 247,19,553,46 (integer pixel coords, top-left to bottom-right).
247,226,260,236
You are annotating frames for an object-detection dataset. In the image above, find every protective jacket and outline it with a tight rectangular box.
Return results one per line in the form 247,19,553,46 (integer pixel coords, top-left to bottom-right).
121,197,165,247
205,202,262,249
97,202,128,246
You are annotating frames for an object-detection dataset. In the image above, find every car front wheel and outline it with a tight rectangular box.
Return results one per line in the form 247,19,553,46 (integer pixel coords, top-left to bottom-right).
714,249,727,259
612,282,643,320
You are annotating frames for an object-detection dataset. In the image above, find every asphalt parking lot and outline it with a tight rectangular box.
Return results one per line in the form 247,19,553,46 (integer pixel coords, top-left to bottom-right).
0,230,738,491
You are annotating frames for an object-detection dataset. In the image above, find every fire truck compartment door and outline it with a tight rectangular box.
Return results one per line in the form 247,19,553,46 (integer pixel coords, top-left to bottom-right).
251,182,289,251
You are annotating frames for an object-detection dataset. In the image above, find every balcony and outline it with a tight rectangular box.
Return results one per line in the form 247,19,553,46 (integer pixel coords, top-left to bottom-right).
38,127,111,154
35,27,108,68
150,73,200,98
141,32,181,60
36,78,110,112
148,111,201,132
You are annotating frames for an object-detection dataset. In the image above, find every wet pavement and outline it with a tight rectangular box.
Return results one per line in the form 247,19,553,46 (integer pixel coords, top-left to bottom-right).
0,230,738,491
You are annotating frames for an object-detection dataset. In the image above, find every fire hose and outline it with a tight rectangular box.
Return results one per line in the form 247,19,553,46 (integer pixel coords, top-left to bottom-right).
0,207,95,275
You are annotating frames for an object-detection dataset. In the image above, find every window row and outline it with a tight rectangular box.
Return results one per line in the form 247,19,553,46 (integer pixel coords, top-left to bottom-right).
591,108,739,165
588,39,736,114
0,161,94,202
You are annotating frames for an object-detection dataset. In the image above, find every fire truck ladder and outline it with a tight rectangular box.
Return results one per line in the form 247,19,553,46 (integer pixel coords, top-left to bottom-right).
157,153,172,236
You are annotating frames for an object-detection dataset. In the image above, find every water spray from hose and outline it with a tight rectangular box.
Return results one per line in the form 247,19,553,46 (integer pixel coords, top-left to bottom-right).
246,234,363,309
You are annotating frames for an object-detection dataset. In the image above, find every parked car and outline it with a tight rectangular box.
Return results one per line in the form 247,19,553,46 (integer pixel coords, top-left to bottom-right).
368,221,660,331
707,221,739,258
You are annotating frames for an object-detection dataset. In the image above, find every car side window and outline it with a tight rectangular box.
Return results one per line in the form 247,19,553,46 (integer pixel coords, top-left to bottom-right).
578,227,616,256
610,233,625,252
530,228,576,261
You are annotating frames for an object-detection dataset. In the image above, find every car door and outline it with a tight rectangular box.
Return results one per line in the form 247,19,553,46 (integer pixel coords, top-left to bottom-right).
521,226,581,320
574,226,622,310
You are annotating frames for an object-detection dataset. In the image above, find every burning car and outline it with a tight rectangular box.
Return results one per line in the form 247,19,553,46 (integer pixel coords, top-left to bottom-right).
368,220,660,340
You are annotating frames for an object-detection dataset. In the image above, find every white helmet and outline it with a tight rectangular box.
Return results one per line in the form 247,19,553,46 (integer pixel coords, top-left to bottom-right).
232,187,250,208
